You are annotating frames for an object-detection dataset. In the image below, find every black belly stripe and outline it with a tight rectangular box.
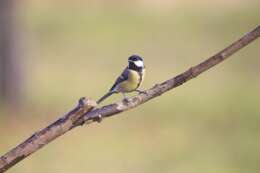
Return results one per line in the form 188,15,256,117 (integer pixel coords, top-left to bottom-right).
135,69,144,90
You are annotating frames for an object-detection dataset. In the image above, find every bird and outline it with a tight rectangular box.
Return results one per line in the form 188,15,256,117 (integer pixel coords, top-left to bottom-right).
97,55,145,104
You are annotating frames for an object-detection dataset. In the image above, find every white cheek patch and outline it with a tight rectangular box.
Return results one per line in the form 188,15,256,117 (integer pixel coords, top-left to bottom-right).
134,60,144,67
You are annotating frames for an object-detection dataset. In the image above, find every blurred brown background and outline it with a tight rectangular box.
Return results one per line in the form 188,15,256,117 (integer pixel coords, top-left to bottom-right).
0,0,260,173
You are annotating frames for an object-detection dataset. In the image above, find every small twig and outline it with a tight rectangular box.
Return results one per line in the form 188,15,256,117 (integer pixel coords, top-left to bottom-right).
0,25,259,173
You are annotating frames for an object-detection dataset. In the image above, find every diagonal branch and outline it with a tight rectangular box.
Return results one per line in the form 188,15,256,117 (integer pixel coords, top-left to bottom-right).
0,25,259,173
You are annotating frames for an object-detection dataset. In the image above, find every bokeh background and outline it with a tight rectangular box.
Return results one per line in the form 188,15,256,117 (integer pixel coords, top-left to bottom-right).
0,0,260,173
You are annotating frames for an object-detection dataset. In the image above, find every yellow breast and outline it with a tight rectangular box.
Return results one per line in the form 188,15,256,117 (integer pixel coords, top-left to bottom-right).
117,70,142,92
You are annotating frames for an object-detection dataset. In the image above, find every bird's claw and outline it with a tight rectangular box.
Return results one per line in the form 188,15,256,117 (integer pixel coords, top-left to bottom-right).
123,97,130,103
136,89,147,94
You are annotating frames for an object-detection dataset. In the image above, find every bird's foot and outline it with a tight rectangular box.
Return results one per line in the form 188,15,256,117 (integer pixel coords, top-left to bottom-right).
136,89,147,94
121,93,130,103
123,97,131,103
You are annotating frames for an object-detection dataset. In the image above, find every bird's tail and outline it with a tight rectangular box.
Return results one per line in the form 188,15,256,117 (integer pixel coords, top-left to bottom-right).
97,91,116,104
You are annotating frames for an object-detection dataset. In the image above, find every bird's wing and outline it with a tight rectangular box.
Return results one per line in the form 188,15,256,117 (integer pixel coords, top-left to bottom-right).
110,67,129,92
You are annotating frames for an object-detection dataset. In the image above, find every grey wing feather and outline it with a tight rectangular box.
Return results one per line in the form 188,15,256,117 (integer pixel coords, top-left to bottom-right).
110,67,129,92
97,67,129,104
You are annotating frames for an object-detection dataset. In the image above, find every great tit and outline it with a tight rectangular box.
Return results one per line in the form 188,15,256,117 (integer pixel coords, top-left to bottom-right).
97,55,145,104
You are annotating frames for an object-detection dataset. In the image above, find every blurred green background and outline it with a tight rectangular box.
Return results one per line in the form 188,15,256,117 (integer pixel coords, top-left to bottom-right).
1,0,260,172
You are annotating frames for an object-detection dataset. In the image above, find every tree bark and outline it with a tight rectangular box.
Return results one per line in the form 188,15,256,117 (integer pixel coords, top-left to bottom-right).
0,0,23,107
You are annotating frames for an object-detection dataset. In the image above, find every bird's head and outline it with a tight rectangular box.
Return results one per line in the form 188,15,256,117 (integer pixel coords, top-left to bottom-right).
128,55,144,69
